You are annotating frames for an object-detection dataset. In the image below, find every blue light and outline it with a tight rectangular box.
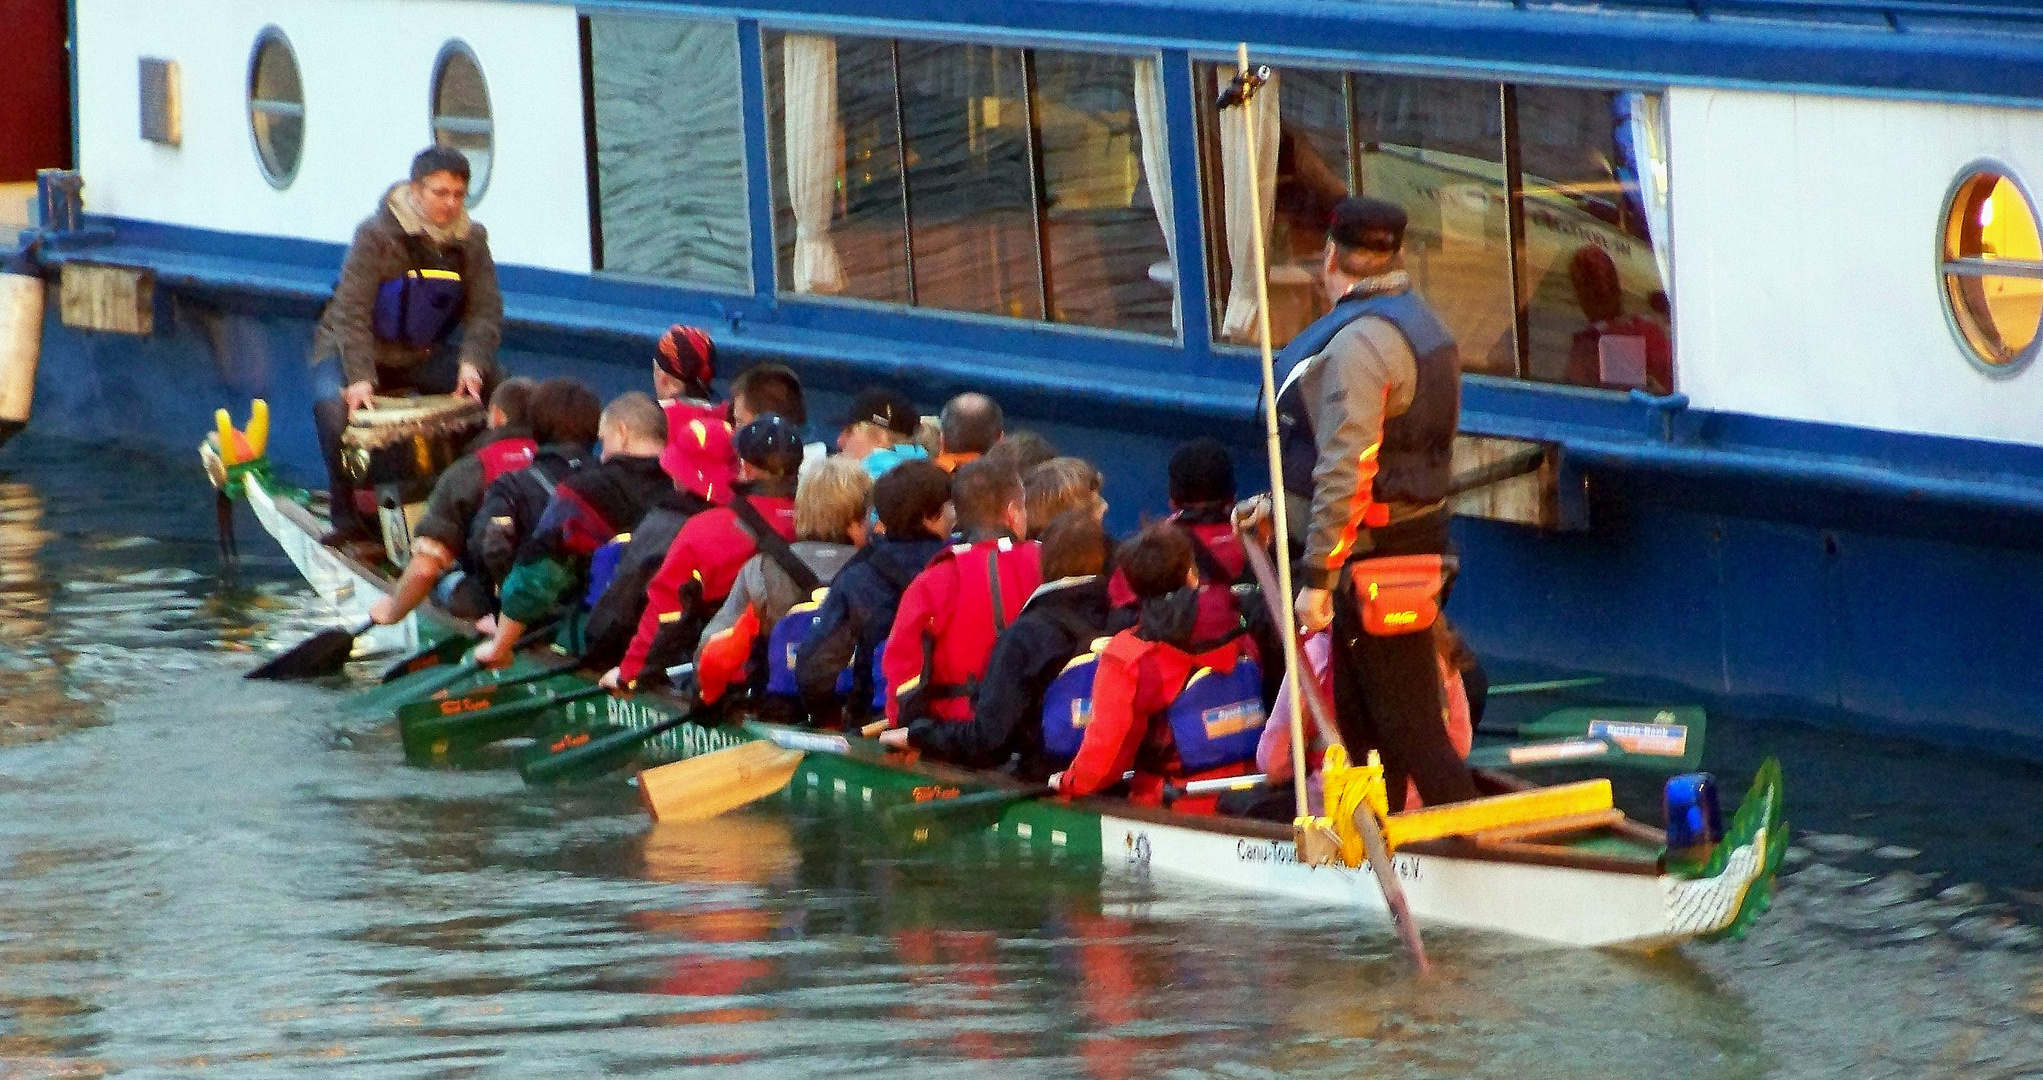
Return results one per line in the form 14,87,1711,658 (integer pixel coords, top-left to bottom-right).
1663,772,1723,852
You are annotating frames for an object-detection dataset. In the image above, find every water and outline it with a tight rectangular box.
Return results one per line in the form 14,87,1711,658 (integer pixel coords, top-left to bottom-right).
1,433,2039,1079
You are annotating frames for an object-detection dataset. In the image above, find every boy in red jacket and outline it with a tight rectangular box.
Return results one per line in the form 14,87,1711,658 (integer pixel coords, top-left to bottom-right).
602,414,806,691
1053,521,1261,811
879,457,1042,726
1109,438,1250,649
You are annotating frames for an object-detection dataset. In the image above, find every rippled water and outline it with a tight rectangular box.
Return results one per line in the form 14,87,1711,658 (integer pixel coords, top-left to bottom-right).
0,433,2039,1079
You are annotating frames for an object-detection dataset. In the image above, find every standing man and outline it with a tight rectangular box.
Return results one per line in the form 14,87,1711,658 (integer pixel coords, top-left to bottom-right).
311,146,505,549
1272,196,1476,811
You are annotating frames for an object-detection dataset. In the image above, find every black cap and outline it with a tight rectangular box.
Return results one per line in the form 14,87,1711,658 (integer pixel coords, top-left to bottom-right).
734,413,806,476
841,387,919,438
1328,196,1406,253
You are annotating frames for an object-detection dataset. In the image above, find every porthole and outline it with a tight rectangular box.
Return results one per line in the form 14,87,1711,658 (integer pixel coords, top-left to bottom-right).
1940,166,2043,375
247,27,304,188
431,42,492,203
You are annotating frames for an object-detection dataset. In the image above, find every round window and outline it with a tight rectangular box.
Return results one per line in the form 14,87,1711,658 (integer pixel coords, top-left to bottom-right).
1940,167,2043,374
247,28,305,188
431,42,493,203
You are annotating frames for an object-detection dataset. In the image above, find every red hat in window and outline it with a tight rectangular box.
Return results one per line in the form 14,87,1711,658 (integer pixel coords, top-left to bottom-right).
655,324,716,387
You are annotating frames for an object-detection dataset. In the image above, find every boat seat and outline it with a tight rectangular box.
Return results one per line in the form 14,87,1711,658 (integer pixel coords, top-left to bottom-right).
1382,779,1612,849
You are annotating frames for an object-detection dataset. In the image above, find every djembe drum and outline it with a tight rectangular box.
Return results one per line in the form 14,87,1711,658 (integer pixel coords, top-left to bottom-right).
340,394,484,563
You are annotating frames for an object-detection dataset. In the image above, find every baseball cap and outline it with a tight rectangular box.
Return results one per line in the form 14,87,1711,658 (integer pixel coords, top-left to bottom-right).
734,413,805,476
841,387,920,438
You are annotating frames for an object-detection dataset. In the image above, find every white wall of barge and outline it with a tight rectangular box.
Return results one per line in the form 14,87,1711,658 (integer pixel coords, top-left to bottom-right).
72,0,593,273
68,0,2043,453
1669,87,2043,450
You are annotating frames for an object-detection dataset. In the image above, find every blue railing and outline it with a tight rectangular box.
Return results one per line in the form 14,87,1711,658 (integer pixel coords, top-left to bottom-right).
1509,0,2043,31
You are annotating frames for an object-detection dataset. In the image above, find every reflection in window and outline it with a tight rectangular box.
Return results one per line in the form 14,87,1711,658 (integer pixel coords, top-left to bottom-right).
431,43,493,202
1196,66,1673,392
588,14,752,290
764,35,1176,337
248,28,304,188
1514,86,1672,393
765,33,911,303
1942,170,2043,371
1033,50,1173,336
898,41,1042,320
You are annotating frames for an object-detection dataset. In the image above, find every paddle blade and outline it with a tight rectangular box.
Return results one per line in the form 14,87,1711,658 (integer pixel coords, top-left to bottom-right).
378,634,473,684
394,681,544,731
401,687,560,761
1515,705,1706,772
636,741,805,823
246,625,361,680
521,721,658,785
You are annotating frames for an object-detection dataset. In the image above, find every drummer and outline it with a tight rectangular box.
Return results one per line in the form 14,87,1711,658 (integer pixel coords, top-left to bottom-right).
311,146,506,553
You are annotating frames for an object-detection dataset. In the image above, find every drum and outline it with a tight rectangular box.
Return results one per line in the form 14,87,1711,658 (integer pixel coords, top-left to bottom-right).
340,394,484,487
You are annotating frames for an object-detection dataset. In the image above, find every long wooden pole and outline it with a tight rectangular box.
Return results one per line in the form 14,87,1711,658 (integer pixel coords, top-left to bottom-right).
1232,45,1311,825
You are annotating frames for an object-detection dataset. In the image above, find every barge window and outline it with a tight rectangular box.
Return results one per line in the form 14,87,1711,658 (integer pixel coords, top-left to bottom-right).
431,42,492,203
586,14,752,291
1942,169,2043,373
762,34,1177,337
1195,65,1673,393
247,28,304,189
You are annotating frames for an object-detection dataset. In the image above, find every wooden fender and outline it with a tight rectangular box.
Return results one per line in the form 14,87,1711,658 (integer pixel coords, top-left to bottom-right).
0,269,44,445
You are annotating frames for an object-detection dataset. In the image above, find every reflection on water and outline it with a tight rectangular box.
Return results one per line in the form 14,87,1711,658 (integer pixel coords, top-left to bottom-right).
0,432,2038,1079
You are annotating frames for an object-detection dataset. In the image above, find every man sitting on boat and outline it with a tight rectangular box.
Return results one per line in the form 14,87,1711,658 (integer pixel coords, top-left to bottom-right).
312,146,505,552
604,414,806,691
932,393,1003,473
651,324,737,502
365,376,536,624
1049,522,1262,812
881,509,1112,777
468,379,601,592
693,456,872,717
878,458,1043,726
1265,195,1477,811
834,387,928,481
474,392,673,669
793,459,952,729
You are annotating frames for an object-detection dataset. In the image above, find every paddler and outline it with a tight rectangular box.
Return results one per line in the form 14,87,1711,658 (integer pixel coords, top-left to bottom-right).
473,392,673,669
651,324,737,503
932,393,1003,473
311,146,505,551
1252,195,1477,811
365,376,535,624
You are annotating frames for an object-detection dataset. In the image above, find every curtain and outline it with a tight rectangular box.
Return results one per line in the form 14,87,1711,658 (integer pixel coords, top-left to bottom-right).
1132,58,1178,329
1218,68,1279,340
784,34,845,294
1623,91,1673,300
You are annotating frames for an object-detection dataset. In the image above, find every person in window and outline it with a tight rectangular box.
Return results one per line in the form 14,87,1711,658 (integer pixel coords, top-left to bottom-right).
1561,244,1672,394
310,146,505,550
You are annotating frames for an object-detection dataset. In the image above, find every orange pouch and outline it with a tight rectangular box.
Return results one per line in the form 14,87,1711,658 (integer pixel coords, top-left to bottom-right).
1348,555,1447,636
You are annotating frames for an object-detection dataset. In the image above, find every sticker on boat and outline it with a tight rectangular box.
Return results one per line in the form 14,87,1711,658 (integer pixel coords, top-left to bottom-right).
1587,716,1688,756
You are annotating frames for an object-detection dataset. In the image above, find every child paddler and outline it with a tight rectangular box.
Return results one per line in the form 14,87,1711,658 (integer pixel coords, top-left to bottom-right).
879,509,1111,779
1049,522,1262,813
650,324,738,502
876,458,1043,728
602,414,807,691
792,459,951,729
467,378,603,591
473,392,673,670
367,376,535,624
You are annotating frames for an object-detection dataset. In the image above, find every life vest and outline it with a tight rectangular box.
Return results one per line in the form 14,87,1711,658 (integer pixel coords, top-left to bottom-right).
581,532,631,610
1040,637,1110,763
898,538,1038,723
1166,660,1267,773
1071,635,1264,780
477,436,538,487
766,592,853,698
691,498,821,704
372,234,466,347
1274,284,1460,511
661,398,736,503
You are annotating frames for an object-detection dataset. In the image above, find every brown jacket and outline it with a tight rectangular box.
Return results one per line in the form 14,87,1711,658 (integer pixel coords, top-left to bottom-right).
311,183,504,387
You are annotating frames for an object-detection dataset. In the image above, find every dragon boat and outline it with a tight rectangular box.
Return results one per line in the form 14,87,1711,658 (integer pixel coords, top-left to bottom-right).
209,415,1786,952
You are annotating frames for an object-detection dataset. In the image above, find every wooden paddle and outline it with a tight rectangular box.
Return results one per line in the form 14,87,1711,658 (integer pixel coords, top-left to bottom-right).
635,739,806,823
401,683,608,761
246,615,375,680
1238,525,1430,973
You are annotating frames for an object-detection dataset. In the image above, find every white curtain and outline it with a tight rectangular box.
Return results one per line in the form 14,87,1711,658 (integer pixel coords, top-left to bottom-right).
1625,91,1673,301
1132,58,1178,329
1218,68,1279,340
784,35,844,294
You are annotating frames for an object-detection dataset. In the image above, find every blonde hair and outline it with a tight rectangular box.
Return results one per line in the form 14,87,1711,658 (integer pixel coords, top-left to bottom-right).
914,415,943,455
1022,456,1104,539
795,456,873,543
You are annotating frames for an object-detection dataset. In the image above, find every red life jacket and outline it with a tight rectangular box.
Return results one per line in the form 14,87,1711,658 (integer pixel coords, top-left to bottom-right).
1084,634,1261,811
661,398,737,504
890,537,1042,723
476,436,538,486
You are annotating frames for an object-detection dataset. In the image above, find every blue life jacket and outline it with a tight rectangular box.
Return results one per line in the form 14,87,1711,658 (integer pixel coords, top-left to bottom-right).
582,534,629,610
1164,660,1267,773
373,267,466,348
769,594,853,698
1039,642,1108,764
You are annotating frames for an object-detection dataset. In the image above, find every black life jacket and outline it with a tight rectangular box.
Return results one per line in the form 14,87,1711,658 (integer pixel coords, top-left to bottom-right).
579,488,713,670
470,447,583,586
1273,284,1460,509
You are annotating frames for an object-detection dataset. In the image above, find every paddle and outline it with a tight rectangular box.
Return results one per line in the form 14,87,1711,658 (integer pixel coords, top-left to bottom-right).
246,615,375,680
401,683,608,761
1488,676,1604,697
377,632,475,684
882,785,1053,835
520,704,705,785
392,657,584,731
635,738,807,823
1474,705,1706,773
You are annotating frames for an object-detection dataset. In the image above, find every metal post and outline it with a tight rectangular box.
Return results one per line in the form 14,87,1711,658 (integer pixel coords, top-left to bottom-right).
1500,83,1530,380
1020,49,1055,322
